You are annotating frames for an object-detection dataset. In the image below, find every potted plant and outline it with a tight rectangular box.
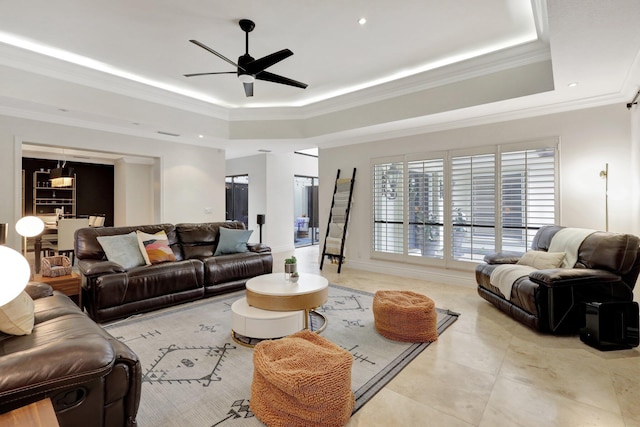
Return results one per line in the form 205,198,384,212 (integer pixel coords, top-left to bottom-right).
289,271,299,283
284,255,297,274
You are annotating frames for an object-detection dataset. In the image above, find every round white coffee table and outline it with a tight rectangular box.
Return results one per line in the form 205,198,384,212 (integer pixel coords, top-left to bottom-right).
231,297,305,340
246,272,329,329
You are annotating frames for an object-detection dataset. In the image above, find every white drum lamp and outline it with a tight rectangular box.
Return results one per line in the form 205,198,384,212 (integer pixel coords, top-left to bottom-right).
0,246,31,306
15,216,45,257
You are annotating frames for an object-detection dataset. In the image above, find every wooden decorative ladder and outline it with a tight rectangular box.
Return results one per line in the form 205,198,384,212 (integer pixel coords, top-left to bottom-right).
320,168,356,273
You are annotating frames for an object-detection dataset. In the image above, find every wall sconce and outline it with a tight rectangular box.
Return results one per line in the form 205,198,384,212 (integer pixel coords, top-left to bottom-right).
599,163,608,232
15,216,45,257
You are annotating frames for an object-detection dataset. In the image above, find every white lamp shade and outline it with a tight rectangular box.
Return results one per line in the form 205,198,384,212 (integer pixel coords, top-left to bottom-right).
15,216,45,237
0,246,30,306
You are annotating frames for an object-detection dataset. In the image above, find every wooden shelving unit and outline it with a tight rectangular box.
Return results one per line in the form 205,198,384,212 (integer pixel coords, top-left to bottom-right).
32,170,76,216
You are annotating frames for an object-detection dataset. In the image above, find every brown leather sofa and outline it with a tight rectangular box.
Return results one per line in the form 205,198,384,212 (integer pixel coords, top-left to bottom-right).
75,222,273,322
0,283,141,426
476,225,640,333
75,222,273,323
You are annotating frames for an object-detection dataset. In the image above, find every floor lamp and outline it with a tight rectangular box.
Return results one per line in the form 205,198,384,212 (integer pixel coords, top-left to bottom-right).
0,223,7,245
0,246,31,307
599,163,609,232
15,216,45,258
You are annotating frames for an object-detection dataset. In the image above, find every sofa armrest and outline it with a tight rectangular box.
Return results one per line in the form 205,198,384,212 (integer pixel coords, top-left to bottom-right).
24,282,54,300
529,268,621,287
78,259,126,276
483,251,523,265
0,336,114,402
248,243,272,253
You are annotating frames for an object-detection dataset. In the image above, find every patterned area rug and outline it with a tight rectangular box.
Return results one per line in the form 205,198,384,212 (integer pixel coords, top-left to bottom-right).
104,284,459,427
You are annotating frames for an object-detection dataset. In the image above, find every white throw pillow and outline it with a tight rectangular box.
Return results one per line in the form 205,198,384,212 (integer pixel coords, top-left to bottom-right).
0,291,35,335
516,250,566,269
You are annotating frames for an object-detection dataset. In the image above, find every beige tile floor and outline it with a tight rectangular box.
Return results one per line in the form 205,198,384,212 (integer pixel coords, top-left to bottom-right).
280,246,640,427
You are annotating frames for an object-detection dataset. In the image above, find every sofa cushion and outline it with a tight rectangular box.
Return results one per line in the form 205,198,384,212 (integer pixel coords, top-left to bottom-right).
136,230,177,265
97,232,146,270
214,227,253,255
203,252,268,286
516,250,566,269
0,291,35,335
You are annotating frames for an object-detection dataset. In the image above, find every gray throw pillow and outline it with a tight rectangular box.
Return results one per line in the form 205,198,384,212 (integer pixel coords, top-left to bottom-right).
214,227,253,256
97,231,146,270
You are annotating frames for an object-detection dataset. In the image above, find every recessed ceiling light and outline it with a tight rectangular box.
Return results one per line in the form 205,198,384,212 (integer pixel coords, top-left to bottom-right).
358,18,367,25
198,134,204,139
568,82,578,88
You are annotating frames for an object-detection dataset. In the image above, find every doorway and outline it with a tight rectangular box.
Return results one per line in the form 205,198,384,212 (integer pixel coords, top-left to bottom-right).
226,175,249,227
294,175,319,247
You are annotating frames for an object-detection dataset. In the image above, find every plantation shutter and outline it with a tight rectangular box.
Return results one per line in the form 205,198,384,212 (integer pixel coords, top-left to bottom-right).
501,147,556,252
407,158,444,258
372,161,404,254
451,153,496,261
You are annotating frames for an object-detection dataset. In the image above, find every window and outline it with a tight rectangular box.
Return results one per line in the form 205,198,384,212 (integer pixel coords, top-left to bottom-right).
371,141,557,264
500,147,557,252
225,175,249,227
451,153,496,261
408,158,444,258
372,161,404,254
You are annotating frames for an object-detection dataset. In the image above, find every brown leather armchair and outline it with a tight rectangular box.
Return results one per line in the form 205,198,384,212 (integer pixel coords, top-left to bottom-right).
476,226,640,333
0,283,141,427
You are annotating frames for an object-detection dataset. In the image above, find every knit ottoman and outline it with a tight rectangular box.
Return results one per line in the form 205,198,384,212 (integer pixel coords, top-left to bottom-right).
250,330,355,427
373,290,438,342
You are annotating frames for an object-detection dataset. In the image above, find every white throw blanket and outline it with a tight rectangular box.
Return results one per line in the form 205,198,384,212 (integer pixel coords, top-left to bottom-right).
548,228,595,267
490,265,537,300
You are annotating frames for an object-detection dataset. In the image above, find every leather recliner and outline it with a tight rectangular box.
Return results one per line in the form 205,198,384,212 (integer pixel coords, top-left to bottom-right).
476,225,640,333
75,222,273,323
0,283,141,426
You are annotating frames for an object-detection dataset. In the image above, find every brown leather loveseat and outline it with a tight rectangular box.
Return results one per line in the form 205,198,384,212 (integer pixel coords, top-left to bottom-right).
476,225,640,333
75,222,273,323
0,283,141,427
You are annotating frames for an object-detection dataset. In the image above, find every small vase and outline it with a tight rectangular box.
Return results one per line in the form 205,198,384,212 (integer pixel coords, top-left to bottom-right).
284,263,297,274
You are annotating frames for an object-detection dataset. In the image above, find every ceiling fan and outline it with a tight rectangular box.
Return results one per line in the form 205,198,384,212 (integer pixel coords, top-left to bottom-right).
185,19,308,97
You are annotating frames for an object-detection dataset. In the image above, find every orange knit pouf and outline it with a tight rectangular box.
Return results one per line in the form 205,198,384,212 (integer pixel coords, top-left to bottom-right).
250,330,355,427
373,290,438,342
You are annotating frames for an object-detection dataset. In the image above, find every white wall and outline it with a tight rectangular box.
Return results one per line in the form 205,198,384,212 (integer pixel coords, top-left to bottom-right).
114,159,154,226
226,151,318,252
0,115,226,249
319,103,640,286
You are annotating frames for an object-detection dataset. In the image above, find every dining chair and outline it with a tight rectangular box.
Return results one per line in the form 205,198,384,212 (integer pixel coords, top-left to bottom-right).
56,218,90,264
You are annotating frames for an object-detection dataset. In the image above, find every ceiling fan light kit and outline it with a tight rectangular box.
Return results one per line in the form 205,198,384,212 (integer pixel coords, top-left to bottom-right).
185,19,307,97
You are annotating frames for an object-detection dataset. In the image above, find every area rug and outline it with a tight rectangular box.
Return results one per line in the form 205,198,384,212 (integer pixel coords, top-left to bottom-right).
104,285,459,427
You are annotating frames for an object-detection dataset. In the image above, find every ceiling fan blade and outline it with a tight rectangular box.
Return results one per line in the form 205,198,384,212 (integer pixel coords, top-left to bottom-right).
189,40,246,72
256,71,308,89
184,71,236,77
245,49,293,74
243,82,254,97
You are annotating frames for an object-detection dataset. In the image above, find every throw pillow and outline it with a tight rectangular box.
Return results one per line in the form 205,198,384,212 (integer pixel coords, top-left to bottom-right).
136,230,177,265
214,227,253,256
0,291,35,335
516,250,566,269
97,232,146,270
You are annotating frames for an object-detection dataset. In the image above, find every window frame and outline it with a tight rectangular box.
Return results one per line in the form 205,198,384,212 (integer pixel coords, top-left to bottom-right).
370,138,559,269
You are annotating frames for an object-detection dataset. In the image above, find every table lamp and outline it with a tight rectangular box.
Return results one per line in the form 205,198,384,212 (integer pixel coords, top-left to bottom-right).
0,246,30,306
15,216,45,257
